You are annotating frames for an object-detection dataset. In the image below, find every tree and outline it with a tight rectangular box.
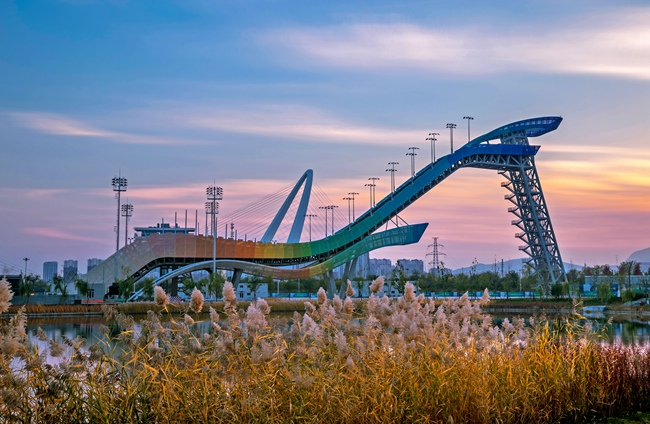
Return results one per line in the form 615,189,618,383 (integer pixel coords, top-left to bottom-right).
550,282,563,300
52,274,69,304
142,277,155,300
597,281,612,303
118,276,133,300
19,274,35,305
75,278,90,302
391,262,407,295
207,272,225,299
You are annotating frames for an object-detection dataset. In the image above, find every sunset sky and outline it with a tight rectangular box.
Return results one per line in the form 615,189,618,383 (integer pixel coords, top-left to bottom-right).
1,0,649,275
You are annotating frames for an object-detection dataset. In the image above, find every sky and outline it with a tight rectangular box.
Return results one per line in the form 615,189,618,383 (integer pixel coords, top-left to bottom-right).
1,0,650,276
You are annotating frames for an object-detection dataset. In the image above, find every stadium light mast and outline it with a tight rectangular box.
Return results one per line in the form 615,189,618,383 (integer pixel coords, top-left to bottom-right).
446,123,457,153
206,185,223,276
368,177,380,207
111,174,127,280
305,213,317,241
348,192,359,221
329,205,339,234
406,147,419,178
386,162,399,193
343,197,353,224
121,202,133,246
318,206,329,237
427,132,439,163
463,116,474,142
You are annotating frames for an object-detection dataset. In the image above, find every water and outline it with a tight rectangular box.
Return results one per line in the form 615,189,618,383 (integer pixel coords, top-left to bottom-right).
21,312,650,359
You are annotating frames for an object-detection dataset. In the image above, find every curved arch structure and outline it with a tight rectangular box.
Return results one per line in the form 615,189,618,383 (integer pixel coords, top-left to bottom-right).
261,169,313,243
89,116,566,295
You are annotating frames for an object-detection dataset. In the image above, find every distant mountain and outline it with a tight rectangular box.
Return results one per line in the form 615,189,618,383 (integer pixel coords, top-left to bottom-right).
452,258,582,276
627,247,650,265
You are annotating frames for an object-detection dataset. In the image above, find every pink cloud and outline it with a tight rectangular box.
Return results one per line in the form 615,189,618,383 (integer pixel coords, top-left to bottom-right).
24,227,105,243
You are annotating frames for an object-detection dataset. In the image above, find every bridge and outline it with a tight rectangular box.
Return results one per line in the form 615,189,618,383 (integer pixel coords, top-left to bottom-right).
86,116,566,298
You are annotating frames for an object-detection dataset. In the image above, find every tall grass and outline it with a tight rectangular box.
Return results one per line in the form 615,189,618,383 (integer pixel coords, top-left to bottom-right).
1,276,650,423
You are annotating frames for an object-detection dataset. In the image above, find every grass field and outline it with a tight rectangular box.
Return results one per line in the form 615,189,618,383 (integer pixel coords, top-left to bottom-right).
1,277,650,423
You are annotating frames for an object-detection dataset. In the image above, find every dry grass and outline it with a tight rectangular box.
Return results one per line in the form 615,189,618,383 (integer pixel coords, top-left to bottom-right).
1,277,650,423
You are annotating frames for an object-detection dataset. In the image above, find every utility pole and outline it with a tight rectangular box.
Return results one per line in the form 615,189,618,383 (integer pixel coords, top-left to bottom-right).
463,116,474,142
427,133,439,163
446,123,457,153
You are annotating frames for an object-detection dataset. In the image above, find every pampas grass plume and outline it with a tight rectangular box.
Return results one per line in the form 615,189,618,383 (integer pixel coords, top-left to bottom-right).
190,287,204,314
154,286,169,307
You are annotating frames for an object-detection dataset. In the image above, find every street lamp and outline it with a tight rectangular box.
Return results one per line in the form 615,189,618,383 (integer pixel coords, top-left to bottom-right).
206,185,223,277
386,162,399,193
427,132,439,163
121,203,133,246
112,174,127,280
343,196,353,224
348,192,359,221
406,147,419,178
305,213,317,241
23,257,29,279
446,123,457,153
463,116,474,142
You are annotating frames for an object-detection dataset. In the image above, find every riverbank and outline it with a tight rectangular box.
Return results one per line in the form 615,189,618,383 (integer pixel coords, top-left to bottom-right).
7,297,650,318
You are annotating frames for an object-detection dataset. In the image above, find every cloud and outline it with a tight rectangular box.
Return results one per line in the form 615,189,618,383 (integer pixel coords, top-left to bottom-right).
7,112,190,145
24,227,105,243
183,105,424,145
264,8,650,80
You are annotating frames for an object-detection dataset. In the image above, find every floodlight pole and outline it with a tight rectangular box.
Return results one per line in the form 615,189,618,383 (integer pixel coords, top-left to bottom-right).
319,206,329,237
463,116,474,142
446,123,457,153
305,213,317,241
111,174,127,280
386,162,399,193
206,185,223,277
427,132,439,163
368,177,380,207
407,147,419,178
343,197,353,224
121,203,133,246
348,192,359,221
330,205,338,234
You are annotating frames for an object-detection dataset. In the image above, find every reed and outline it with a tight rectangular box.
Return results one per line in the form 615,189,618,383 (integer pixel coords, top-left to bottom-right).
1,276,649,423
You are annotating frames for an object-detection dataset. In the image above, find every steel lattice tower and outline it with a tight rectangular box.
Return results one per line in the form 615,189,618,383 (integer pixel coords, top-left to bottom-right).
498,131,566,290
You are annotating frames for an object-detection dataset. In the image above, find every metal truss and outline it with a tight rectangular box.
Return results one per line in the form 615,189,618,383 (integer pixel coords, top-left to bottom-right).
442,138,565,288
498,133,565,289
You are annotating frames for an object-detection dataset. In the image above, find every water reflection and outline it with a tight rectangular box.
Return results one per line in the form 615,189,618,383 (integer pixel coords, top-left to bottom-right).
25,313,650,357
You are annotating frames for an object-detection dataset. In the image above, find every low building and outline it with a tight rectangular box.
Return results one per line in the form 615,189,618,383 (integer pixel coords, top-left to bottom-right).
236,282,268,300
